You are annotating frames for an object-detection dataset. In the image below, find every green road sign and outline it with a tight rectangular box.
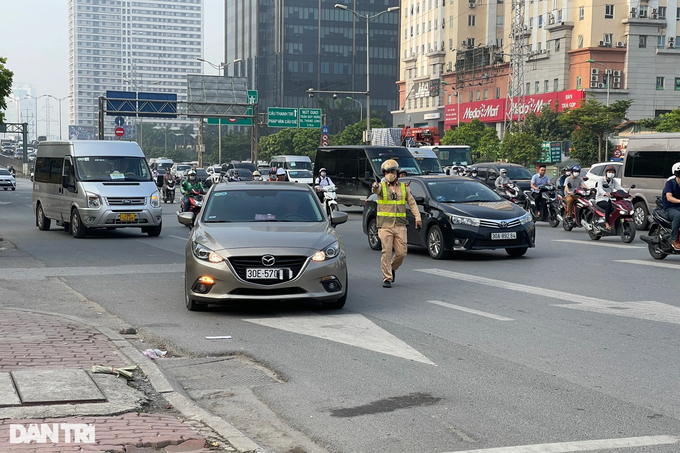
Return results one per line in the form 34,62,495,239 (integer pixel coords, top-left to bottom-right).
299,108,322,128
268,107,298,128
247,90,258,105
540,141,562,163
207,106,253,126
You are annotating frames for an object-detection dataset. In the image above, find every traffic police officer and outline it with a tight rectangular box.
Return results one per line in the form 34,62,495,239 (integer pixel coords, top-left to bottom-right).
371,159,422,288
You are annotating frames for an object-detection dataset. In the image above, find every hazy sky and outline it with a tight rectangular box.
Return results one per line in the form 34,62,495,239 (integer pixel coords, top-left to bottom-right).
0,0,224,138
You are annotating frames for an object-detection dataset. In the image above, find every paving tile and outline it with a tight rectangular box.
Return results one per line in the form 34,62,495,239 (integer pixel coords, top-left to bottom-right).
0,372,21,407
11,369,106,404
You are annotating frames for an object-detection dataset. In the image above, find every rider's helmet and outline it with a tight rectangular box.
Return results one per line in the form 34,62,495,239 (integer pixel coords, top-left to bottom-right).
570,165,581,175
500,168,507,176
319,167,327,174
471,167,478,177
604,165,616,179
187,170,197,181
233,169,239,177
269,167,277,175
252,170,261,177
381,159,400,174
276,168,286,177
672,162,680,178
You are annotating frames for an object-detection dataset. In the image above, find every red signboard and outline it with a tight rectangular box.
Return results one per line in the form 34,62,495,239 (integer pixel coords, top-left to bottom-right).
444,90,585,127
114,127,125,137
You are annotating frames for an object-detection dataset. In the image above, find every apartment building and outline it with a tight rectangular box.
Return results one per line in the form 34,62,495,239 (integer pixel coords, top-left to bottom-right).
394,0,680,134
68,0,204,139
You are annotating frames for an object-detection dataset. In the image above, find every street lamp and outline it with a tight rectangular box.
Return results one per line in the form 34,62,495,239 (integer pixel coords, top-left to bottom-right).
24,94,48,142
44,95,68,140
586,59,610,106
346,97,363,121
453,90,461,127
196,57,243,76
335,4,400,141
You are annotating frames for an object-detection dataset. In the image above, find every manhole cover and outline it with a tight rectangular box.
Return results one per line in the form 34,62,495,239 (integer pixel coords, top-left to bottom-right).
159,357,280,390
11,369,106,405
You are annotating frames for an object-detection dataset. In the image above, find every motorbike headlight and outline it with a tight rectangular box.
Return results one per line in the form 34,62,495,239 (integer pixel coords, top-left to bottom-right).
445,213,480,227
151,191,161,208
312,242,340,262
519,212,533,225
86,192,102,209
192,242,224,263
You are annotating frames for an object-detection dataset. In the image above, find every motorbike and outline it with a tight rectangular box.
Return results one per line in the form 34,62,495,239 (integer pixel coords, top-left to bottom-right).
559,187,595,232
641,196,680,259
581,183,636,243
179,188,204,224
316,185,339,216
523,184,560,227
495,183,525,206
163,178,176,203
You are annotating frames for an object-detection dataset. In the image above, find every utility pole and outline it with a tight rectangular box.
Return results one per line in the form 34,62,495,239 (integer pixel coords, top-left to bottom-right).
197,119,204,167
505,0,528,132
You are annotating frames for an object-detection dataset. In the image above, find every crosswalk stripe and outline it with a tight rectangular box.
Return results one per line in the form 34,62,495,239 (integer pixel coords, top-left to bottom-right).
426,300,514,321
552,239,644,249
615,259,680,270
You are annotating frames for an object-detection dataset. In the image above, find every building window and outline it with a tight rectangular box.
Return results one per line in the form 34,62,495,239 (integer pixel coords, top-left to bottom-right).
538,16,543,28
476,90,481,100
677,7,680,20
468,15,476,26
469,91,473,102
658,6,667,18
554,78,559,91
675,78,680,91
605,4,614,18
484,89,488,100
526,82,531,94
467,38,475,46
639,35,647,48
497,15,504,26
657,36,666,48
604,33,613,46
426,97,430,107
535,81,540,94
545,80,550,92
639,6,648,18
579,6,585,20
555,39,561,51
450,16,454,27
577,35,584,48
576,76,582,89
496,87,501,98
558,10,563,22
657,77,665,90
448,94,452,103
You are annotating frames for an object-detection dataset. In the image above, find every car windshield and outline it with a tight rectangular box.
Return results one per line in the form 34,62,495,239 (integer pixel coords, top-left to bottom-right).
426,180,503,203
234,163,257,172
230,169,253,178
415,157,444,174
75,156,152,182
0,169,10,176
283,161,313,171
203,189,324,223
504,167,533,179
177,165,191,172
288,170,313,178
370,157,423,175
195,168,207,176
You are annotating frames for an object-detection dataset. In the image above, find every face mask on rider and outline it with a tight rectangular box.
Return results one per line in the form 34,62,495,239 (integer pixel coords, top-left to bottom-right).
606,172,615,179
320,172,327,178
572,171,580,177
385,173,397,183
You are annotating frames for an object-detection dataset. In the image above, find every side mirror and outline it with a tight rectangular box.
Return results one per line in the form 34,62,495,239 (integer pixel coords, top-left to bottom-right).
414,196,425,205
365,171,372,180
177,211,195,226
630,184,636,189
330,211,348,227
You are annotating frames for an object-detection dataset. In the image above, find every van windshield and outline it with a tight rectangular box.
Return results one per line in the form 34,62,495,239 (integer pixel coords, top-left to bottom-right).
75,156,152,182
370,157,423,175
284,161,312,171
415,157,444,174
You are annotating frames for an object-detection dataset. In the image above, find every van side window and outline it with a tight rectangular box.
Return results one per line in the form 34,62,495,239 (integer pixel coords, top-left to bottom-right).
34,157,50,183
624,151,673,178
49,158,64,184
336,158,357,179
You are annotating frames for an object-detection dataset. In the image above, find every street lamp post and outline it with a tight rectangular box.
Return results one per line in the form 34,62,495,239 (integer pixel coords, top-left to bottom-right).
334,4,400,142
346,97,363,121
44,95,68,140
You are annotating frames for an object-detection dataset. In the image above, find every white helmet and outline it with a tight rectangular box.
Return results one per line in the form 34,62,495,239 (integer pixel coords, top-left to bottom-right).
277,168,286,176
673,162,680,177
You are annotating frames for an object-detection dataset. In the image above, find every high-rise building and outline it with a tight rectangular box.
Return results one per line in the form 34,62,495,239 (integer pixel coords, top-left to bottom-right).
225,0,400,132
395,0,680,134
4,84,37,139
68,0,204,139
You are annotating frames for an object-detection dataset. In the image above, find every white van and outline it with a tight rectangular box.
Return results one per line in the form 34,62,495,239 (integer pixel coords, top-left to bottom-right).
270,155,314,184
408,147,445,174
33,141,163,238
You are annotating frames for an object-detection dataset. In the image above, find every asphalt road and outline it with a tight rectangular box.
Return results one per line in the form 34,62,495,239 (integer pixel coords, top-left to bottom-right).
2,176,680,453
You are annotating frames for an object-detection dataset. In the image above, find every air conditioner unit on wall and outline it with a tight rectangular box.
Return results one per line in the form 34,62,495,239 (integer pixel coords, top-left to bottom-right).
469,2,476,7
598,83,605,88
613,82,621,88
591,68,599,75
614,76,621,82
616,41,626,47
613,70,621,76
590,81,599,88
599,41,606,46
591,74,599,82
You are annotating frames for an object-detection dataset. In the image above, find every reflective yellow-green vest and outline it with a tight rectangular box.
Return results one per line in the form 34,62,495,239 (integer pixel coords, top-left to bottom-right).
376,182,408,227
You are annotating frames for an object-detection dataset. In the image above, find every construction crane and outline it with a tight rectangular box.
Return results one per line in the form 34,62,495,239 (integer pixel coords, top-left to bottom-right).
401,126,441,147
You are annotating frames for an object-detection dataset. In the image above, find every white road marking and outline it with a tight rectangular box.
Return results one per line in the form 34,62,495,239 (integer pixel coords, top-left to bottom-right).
0,264,184,280
427,300,514,321
170,235,188,241
615,259,680,270
417,268,680,326
244,313,436,365
552,239,644,249
0,201,11,205
442,435,679,453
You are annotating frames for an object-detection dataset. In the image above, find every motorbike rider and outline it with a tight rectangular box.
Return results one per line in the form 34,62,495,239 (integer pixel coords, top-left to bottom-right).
276,167,287,181
470,167,481,181
557,167,571,196
371,159,422,288
268,167,278,181
315,167,335,201
7,165,16,177
662,162,680,250
594,165,622,231
228,169,241,182
163,169,175,199
252,170,262,181
495,168,512,189
530,164,551,218
564,165,586,219
180,170,204,212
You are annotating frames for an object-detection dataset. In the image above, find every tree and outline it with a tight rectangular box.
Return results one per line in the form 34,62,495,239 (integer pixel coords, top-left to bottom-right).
330,117,387,146
517,103,572,142
0,57,15,124
568,127,600,167
292,129,321,159
655,108,680,132
441,119,500,162
499,132,543,168
561,99,632,162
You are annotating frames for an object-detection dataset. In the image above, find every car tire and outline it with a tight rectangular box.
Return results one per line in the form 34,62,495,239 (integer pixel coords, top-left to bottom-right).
323,274,348,310
506,247,528,257
3,188,6,190
146,222,162,237
11,187,15,191
70,209,87,238
36,204,51,231
367,218,381,251
633,201,649,231
427,224,448,260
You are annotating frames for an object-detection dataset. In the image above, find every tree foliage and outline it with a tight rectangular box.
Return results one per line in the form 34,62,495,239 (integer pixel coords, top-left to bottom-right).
515,103,571,142
0,56,15,124
441,119,500,162
655,108,680,132
499,132,543,168
568,127,600,167
329,117,387,146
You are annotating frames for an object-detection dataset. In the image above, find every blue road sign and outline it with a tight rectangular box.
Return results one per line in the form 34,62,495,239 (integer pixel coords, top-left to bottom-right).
115,116,125,126
322,126,329,134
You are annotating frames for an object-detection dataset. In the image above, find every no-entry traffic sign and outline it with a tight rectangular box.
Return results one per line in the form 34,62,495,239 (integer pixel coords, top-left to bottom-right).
115,127,125,138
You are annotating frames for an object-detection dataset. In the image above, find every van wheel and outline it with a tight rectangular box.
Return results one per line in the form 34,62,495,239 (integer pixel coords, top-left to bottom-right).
36,204,51,231
633,202,649,230
70,209,87,238
146,222,162,237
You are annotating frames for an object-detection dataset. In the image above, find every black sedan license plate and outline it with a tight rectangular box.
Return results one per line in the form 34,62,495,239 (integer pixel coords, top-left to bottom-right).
246,268,289,280
491,232,517,240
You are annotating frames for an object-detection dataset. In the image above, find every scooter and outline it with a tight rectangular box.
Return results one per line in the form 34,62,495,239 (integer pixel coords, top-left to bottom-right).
523,185,560,227
641,196,680,259
179,188,204,225
163,178,176,203
495,183,525,206
581,183,636,243
560,187,595,231
316,185,339,216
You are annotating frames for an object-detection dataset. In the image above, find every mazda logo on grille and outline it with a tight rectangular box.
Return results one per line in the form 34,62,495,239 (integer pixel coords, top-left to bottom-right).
499,221,508,229
262,255,276,266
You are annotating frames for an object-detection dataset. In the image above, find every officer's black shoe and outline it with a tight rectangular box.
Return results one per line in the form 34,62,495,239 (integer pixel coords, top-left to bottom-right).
391,270,396,283
383,280,392,288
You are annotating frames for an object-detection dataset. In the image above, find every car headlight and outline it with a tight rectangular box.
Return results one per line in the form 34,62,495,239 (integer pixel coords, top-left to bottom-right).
445,213,480,227
86,192,102,209
312,242,340,262
192,242,224,263
151,191,161,208
519,212,533,225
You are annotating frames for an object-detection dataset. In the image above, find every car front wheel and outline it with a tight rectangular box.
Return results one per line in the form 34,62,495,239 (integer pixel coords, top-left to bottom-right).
427,224,448,260
506,247,528,257
367,218,381,250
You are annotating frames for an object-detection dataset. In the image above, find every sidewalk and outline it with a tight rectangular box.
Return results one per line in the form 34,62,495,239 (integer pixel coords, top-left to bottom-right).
0,309,257,453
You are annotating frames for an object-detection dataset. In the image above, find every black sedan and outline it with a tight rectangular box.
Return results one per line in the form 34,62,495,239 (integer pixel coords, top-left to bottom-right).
362,176,535,259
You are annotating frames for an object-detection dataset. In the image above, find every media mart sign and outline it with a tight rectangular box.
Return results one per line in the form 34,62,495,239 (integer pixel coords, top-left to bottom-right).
444,89,584,127
9,424,95,444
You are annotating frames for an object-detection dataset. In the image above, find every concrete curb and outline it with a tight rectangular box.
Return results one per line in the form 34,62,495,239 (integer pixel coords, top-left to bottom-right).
1,307,266,453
